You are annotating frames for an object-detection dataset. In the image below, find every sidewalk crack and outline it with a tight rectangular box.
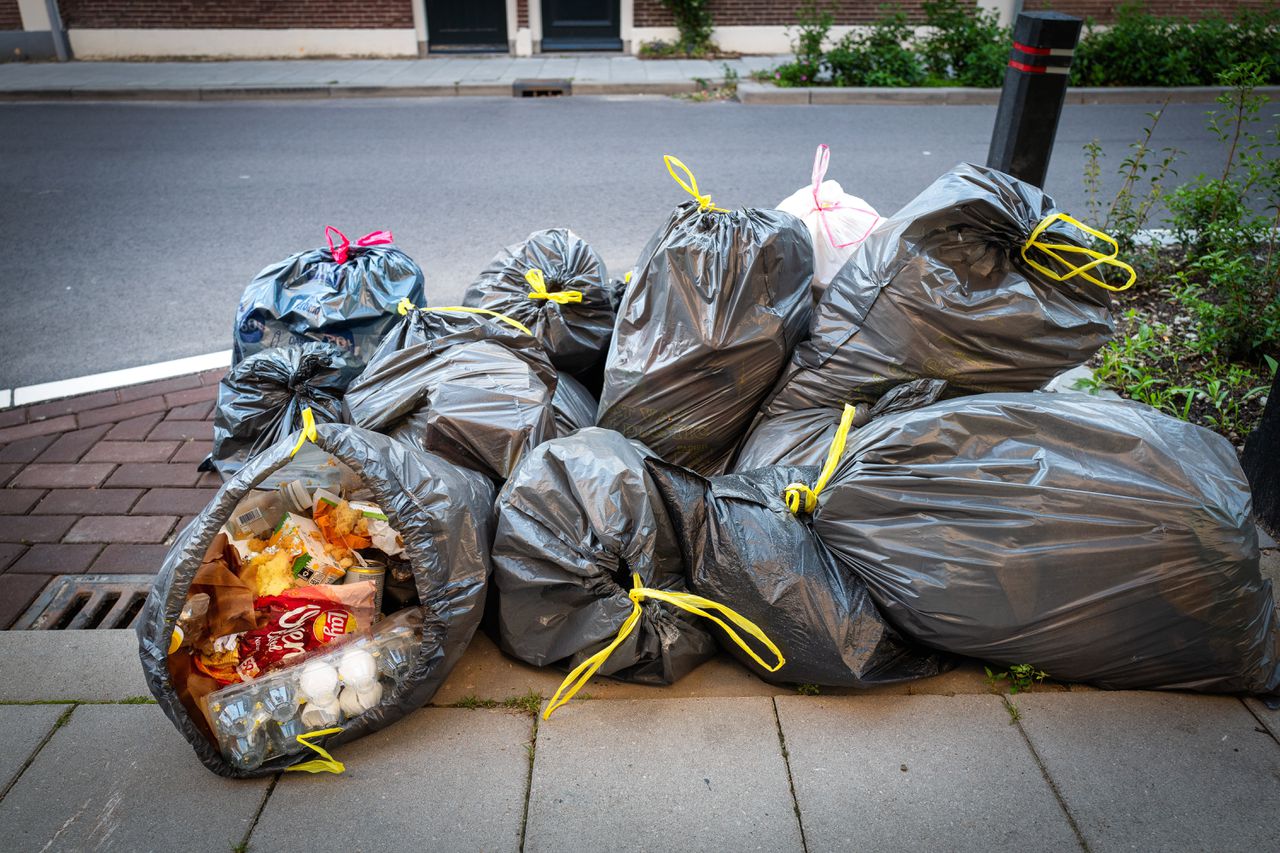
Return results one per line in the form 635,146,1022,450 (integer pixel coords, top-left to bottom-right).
517,712,539,853
1238,696,1280,747
771,697,809,853
1009,698,1091,853
0,703,76,805
235,772,279,853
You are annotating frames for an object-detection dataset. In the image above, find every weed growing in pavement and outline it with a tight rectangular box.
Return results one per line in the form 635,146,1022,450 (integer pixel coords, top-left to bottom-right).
1003,699,1022,725
452,695,499,710
680,65,740,102
503,690,544,717
795,683,821,696
984,664,1048,696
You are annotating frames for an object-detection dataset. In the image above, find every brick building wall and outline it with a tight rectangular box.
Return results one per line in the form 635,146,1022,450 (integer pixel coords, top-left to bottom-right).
1,0,23,30
1021,0,1277,22
58,0,415,29
518,0,529,29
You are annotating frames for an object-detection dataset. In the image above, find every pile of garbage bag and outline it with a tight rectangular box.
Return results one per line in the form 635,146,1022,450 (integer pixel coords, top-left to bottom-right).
149,153,1277,779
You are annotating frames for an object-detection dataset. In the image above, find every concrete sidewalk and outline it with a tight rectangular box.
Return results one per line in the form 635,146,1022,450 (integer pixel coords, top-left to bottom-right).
1,629,1278,852
0,55,784,100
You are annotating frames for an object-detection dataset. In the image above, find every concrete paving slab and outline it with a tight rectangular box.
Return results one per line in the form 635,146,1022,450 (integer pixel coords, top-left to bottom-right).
1245,697,1280,742
525,697,803,852
777,694,1079,852
251,707,530,853
1017,692,1280,852
0,704,269,852
0,630,149,702
0,704,66,792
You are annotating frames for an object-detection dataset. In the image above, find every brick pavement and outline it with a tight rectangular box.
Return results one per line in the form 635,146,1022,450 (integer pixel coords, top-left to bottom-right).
0,369,224,628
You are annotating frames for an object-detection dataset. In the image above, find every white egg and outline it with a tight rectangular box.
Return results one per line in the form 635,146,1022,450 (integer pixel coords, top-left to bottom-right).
338,648,378,689
298,660,339,703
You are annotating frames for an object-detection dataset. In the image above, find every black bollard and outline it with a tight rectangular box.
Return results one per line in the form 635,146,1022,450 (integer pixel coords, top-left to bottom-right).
1242,369,1280,538
986,11,1083,188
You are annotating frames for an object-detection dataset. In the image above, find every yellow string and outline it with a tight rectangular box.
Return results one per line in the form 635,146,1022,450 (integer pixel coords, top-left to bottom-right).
288,407,318,457
284,727,346,774
664,154,728,213
543,573,784,720
421,306,534,336
525,268,583,304
1022,212,1137,292
784,403,857,514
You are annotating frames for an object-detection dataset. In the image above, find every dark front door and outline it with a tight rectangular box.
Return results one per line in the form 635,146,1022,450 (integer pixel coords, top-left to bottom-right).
541,0,621,51
426,0,508,52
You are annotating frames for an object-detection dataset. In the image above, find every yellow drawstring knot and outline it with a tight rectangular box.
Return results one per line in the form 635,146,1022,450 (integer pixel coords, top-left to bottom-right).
1022,212,1137,292
289,407,318,457
525,268,583,304
784,403,857,515
543,573,784,720
284,727,346,774
664,154,728,213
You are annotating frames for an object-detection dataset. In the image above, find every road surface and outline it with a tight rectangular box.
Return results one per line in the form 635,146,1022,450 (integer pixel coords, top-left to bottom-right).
0,95,1243,386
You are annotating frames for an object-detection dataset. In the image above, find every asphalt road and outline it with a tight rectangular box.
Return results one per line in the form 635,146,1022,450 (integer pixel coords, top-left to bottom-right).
0,95,1248,387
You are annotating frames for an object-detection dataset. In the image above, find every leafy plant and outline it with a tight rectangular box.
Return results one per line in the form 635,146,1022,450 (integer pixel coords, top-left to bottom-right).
1073,4,1280,88
796,683,821,696
774,0,832,87
1086,102,1181,257
1166,62,1280,361
660,0,717,56
984,664,1048,695
825,9,925,88
919,0,1008,88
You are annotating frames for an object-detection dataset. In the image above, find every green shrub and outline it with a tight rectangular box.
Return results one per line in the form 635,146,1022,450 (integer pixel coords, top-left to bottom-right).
660,0,717,56
919,0,1008,88
826,10,925,87
1073,4,1280,87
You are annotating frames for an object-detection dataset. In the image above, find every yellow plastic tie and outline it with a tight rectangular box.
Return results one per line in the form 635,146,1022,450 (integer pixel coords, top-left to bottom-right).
288,407,318,458
396,297,416,315
664,154,728,213
543,573,784,720
1022,212,1137,292
623,270,632,284
525,268,583,304
284,727,346,774
423,306,534,336
784,403,857,514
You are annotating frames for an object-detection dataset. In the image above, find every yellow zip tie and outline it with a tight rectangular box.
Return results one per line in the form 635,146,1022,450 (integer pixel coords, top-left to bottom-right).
525,268,583,304
289,407,318,457
1022,212,1137,292
284,727,346,774
664,154,728,213
396,297,416,315
423,306,534,336
784,403,857,514
543,573,784,720
624,270,632,284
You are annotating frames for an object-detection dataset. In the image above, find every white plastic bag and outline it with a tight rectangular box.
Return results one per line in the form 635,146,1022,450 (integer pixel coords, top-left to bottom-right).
777,144,880,299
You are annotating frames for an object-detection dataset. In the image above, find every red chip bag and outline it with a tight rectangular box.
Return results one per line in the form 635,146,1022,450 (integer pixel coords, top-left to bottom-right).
235,582,377,680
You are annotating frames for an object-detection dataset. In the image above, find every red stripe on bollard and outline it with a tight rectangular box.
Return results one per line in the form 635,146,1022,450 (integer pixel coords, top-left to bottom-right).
1008,60,1047,73
1013,41,1052,56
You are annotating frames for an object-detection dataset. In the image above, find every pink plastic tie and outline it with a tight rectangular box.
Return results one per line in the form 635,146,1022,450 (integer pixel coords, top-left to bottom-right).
807,144,881,250
325,226,351,265
356,230,394,247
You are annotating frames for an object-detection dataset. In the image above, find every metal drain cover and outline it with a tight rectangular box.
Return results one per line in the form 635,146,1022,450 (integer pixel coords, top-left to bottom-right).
13,574,154,630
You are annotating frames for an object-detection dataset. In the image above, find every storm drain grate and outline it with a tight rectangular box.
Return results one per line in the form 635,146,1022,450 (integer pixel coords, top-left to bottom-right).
513,79,571,97
13,574,154,630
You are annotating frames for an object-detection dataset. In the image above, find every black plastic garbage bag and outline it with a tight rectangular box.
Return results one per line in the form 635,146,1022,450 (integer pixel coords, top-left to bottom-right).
597,156,814,476
205,342,357,481
733,379,947,472
139,424,494,777
762,164,1129,417
462,228,614,374
551,371,598,437
233,227,424,370
343,307,558,480
647,459,953,687
810,392,1280,695
491,428,718,686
